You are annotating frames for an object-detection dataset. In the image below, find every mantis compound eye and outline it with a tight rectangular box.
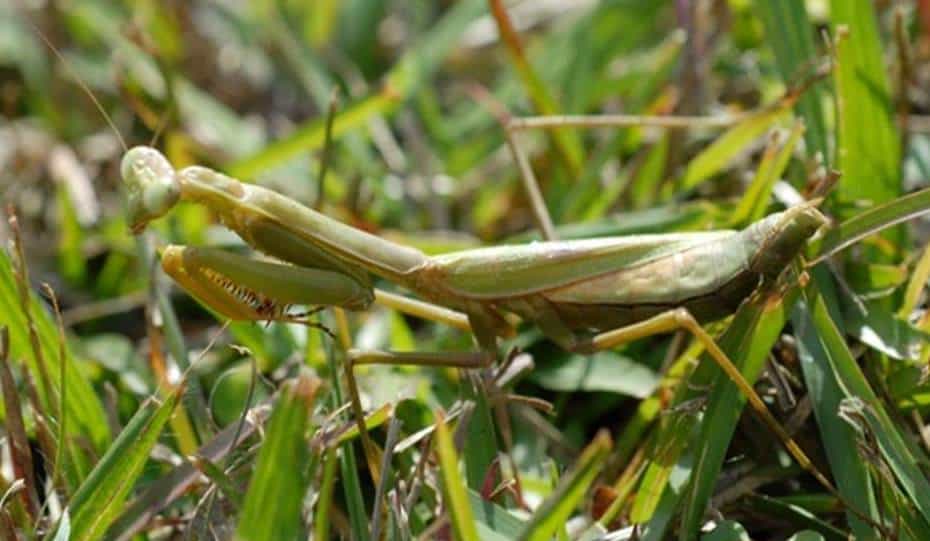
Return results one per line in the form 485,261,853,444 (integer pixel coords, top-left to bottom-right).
121,146,181,233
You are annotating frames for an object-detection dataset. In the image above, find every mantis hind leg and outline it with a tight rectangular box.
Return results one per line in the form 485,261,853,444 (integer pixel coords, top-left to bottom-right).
541,307,837,496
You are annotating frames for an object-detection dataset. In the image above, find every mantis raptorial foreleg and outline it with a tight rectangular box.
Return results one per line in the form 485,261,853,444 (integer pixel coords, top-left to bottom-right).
160,242,491,484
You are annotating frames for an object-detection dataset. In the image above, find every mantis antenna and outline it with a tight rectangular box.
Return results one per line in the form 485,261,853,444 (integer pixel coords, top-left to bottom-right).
27,18,128,153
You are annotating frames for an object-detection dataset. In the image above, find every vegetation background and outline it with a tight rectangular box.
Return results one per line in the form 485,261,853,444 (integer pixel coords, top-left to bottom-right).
2,0,930,539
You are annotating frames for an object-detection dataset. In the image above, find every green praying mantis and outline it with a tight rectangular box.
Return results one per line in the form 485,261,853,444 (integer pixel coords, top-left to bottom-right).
121,138,836,491
35,5,911,502
17,13,852,514
57,42,930,520
22,6,930,534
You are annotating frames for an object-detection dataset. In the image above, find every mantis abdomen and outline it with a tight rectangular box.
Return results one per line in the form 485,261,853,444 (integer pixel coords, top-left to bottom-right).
429,203,825,332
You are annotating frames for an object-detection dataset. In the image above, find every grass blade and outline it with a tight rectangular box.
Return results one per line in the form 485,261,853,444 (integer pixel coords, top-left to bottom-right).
0,327,39,519
109,402,271,540
65,386,182,541
327,312,371,541
900,241,930,317
730,119,805,227
488,0,583,176
235,373,322,541
830,3,901,206
755,0,829,162
814,186,930,262
518,431,612,541
228,0,485,178
468,489,525,540
681,106,789,190
679,277,803,538
435,411,479,541
792,270,880,539
629,408,693,523
313,448,339,541
0,245,110,461
799,276,930,530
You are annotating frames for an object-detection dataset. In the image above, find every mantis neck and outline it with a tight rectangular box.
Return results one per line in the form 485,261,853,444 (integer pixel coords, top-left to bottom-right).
177,166,430,285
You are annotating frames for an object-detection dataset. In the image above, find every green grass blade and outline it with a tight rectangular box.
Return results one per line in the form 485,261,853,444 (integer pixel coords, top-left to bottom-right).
730,119,805,227
332,403,392,446
843,299,930,361
627,133,670,212
629,409,693,523
235,373,322,541
325,329,370,541
830,2,901,206
108,402,270,538
518,431,612,541
564,33,683,220
681,106,789,190
55,186,87,285
900,241,930,317
755,0,829,162
792,270,880,539
435,412,479,541
799,276,930,530
463,384,499,490
0,251,111,461
489,0,583,176
313,448,339,541
815,186,930,261
227,91,398,179
228,0,485,178
66,386,181,541
468,489,526,541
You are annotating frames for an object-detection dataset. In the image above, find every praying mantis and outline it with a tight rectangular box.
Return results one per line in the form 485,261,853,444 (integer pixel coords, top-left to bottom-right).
33,0,900,502
121,137,836,492
51,21,928,518
19,4,930,537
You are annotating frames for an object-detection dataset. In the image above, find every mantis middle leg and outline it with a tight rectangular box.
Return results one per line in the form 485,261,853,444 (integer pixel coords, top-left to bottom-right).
340,300,513,486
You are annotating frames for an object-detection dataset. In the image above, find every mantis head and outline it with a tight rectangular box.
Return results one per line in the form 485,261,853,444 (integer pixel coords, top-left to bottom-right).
121,146,181,234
